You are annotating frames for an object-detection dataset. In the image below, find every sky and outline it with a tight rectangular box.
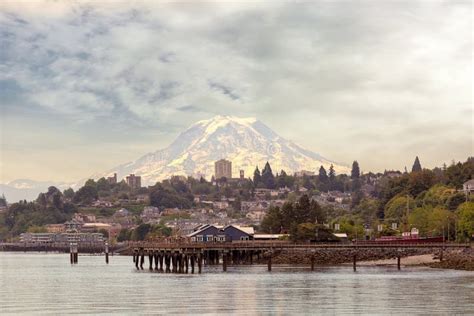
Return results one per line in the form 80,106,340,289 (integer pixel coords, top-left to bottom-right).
0,0,472,183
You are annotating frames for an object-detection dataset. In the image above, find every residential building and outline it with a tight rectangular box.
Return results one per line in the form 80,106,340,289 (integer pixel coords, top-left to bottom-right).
64,219,83,232
45,224,65,233
141,206,161,221
126,174,141,189
463,179,474,194
73,213,96,223
215,159,232,179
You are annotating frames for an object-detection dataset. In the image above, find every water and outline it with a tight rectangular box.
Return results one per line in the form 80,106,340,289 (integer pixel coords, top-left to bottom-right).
1,253,473,315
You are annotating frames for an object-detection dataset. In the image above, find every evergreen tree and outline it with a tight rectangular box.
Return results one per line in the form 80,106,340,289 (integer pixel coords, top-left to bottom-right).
261,161,275,189
328,164,336,180
253,166,261,186
412,156,422,172
318,166,328,182
351,161,360,179
351,160,360,179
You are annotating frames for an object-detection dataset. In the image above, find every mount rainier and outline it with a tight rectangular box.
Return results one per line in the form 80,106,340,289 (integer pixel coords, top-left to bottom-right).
95,115,348,185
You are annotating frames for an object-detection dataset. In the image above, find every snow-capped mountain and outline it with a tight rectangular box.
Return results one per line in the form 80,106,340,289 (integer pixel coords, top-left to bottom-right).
94,115,348,185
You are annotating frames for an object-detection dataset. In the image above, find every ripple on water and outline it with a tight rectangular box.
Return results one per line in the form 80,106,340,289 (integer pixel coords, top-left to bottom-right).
0,253,473,314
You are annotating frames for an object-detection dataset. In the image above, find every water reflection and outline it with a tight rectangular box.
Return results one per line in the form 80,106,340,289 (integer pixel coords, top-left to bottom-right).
0,253,473,314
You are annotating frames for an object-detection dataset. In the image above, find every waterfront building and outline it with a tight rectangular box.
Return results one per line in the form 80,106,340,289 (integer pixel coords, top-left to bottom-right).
214,159,232,179
188,224,254,242
20,232,104,244
126,174,141,189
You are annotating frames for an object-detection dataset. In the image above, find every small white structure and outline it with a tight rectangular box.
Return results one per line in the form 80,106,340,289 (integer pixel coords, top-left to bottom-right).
463,179,474,194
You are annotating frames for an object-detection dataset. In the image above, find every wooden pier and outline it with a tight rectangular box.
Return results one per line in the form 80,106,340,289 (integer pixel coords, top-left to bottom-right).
129,241,470,273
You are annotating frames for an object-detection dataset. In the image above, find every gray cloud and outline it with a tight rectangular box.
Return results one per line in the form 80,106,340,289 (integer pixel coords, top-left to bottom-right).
0,1,472,182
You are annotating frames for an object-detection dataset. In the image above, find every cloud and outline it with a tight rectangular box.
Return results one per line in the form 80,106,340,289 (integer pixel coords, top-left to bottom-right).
0,0,472,181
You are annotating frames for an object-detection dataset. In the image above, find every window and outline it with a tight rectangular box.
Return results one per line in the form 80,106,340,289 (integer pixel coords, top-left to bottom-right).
217,235,226,242
207,235,215,242
240,236,249,241
196,235,203,242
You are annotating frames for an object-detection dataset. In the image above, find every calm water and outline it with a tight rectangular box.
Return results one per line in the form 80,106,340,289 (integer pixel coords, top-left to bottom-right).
1,253,473,315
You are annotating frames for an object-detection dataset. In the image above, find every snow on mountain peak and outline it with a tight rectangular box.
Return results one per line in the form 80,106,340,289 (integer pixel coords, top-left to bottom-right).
96,116,349,185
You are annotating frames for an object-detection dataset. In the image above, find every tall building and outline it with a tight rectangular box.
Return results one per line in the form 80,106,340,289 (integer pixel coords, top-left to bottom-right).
214,159,232,179
126,174,141,189
107,173,117,184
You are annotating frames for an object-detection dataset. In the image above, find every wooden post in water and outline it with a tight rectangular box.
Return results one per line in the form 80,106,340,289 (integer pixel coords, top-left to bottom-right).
190,254,195,274
140,249,145,270
353,254,357,272
223,251,227,272
198,252,203,273
397,255,401,270
135,249,139,270
154,251,159,271
165,252,171,273
70,243,74,264
159,251,164,272
105,242,109,264
267,251,272,272
185,254,189,273
311,255,315,271
172,252,178,273
148,250,153,270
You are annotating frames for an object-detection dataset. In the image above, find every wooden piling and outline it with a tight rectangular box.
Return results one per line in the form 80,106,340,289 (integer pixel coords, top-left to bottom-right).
140,249,145,270
311,255,315,271
397,256,401,270
191,254,196,273
185,254,189,273
198,253,202,273
135,249,139,270
353,254,357,272
159,251,164,272
105,242,109,264
154,251,159,270
267,255,272,271
223,251,227,272
148,250,153,270
165,252,171,272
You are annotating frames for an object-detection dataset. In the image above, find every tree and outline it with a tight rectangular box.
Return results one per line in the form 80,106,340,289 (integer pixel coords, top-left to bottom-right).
328,164,336,180
319,166,328,183
117,228,131,242
63,188,75,200
412,156,422,172
456,202,474,242
261,162,275,189
131,224,151,241
384,195,414,224
351,161,360,179
0,194,7,207
73,185,98,205
253,166,261,186
260,206,283,233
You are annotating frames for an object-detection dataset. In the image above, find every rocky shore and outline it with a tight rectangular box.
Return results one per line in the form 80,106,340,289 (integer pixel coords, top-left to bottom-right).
257,248,437,265
428,248,474,271
256,247,474,271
